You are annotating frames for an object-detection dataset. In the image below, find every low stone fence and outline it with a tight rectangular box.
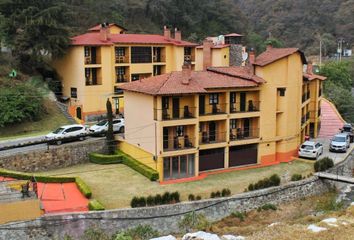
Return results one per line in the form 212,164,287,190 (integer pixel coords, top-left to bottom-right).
0,139,105,172
0,176,331,240
327,151,354,177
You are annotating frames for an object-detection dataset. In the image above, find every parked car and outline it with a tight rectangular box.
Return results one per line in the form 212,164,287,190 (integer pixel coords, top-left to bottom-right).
298,141,323,160
340,123,354,143
89,118,125,136
329,133,350,153
45,124,87,145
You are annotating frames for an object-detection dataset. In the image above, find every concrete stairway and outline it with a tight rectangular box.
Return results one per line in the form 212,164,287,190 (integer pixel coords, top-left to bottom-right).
318,99,345,138
56,101,77,124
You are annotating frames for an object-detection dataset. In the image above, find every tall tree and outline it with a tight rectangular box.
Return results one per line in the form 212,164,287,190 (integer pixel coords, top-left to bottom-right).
106,98,115,154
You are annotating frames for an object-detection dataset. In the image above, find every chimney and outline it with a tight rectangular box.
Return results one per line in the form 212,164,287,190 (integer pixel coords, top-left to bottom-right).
249,48,256,74
100,22,110,41
163,26,171,39
182,63,192,85
307,61,313,74
174,28,181,41
203,39,214,70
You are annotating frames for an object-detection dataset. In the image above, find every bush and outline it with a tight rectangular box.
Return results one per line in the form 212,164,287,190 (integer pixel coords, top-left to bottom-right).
196,195,202,200
131,197,140,208
117,150,159,181
162,192,171,204
314,157,334,172
210,192,216,198
291,174,303,181
248,174,281,191
121,225,159,240
258,203,277,211
75,177,92,198
88,199,105,211
221,188,231,197
170,191,180,203
88,152,123,164
231,211,245,221
138,197,146,207
146,195,155,206
188,194,195,201
178,212,210,232
154,194,162,205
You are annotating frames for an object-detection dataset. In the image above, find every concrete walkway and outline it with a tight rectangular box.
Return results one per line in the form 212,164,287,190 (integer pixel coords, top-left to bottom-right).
315,172,354,184
318,99,345,138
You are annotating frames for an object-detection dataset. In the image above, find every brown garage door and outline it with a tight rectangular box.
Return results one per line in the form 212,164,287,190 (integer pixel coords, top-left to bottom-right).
229,144,258,167
199,148,225,172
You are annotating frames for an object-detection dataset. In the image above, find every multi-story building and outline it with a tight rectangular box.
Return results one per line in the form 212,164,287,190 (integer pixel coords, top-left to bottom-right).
120,46,325,182
52,23,197,121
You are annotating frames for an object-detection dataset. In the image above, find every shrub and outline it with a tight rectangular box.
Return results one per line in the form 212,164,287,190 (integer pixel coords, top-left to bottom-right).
154,194,162,205
215,191,221,197
258,203,277,211
170,191,180,203
138,197,147,207
314,157,334,172
231,211,245,221
146,195,155,206
196,195,202,200
210,192,216,198
88,199,105,211
114,233,133,240
131,197,140,208
248,174,281,191
88,152,123,164
162,192,171,204
117,150,159,181
291,174,303,181
178,212,210,232
75,177,92,198
188,194,195,201
221,188,231,197
121,225,159,240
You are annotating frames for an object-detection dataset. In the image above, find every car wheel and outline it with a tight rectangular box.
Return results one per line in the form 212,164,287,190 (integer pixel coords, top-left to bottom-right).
120,126,125,133
79,136,85,141
56,140,62,145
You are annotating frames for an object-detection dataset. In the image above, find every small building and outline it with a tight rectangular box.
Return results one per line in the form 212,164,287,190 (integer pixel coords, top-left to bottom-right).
120,46,325,182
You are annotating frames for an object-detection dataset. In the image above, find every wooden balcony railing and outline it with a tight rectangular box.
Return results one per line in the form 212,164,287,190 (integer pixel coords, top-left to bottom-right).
230,101,260,113
199,131,226,144
163,135,195,151
230,128,259,141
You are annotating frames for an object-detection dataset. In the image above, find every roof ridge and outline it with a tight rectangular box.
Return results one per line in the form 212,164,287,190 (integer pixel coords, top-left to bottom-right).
207,67,258,83
156,72,173,94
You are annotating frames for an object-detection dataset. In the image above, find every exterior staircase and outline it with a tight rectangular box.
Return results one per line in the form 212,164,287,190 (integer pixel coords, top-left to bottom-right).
56,101,77,124
318,99,345,138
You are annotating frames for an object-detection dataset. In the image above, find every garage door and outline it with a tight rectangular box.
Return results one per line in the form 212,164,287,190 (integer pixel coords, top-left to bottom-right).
229,144,258,167
199,148,225,171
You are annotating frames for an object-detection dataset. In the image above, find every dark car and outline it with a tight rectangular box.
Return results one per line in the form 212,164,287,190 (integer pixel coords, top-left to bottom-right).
340,123,354,143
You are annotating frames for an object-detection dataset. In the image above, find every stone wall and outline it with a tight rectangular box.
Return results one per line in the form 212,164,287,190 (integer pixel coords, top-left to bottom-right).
0,177,331,240
0,139,105,172
328,151,353,177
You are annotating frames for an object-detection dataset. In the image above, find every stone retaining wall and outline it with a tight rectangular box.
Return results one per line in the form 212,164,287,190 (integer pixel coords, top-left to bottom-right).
0,139,105,172
0,176,331,240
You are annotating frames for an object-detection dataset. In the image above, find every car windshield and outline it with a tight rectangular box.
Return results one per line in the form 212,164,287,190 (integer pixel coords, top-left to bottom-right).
96,120,107,126
343,127,351,132
53,127,65,134
333,136,346,142
301,144,313,150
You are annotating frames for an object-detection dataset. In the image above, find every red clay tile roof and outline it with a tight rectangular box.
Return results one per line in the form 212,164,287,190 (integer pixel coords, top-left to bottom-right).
120,70,259,96
207,66,266,83
303,73,326,81
224,33,243,37
88,23,127,31
71,32,197,46
255,48,307,66
196,44,230,49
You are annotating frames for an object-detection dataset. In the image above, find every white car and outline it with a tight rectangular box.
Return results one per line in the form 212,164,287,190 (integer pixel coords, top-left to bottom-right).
298,141,323,159
329,133,350,153
89,118,125,136
45,124,87,145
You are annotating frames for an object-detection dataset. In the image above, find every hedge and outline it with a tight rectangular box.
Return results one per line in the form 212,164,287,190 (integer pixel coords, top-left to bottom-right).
88,199,105,211
116,150,159,181
0,168,92,198
89,152,123,165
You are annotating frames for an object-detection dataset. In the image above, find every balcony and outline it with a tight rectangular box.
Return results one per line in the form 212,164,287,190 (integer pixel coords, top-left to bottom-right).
115,47,129,64
319,88,322,97
84,56,99,65
163,135,195,152
199,131,226,145
230,101,260,113
318,108,321,117
302,92,310,103
200,103,227,116
85,77,102,86
230,128,259,141
301,112,310,125
155,107,196,121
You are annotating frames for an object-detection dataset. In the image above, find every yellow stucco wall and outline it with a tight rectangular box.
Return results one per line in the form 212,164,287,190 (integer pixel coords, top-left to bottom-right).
0,199,41,224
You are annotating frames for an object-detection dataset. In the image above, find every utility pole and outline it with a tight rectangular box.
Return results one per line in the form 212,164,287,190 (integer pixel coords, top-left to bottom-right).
319,36,322,67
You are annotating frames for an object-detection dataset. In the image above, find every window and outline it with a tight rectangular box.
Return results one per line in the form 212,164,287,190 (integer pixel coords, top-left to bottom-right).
230,119,237,129
176,126,184,136
114,87,123,94
113,119,121,124
209,93,219,104
153,65,162,76
116,67,125,75
84,47,90,57
131,74,140,81
115,47,125,57
85,68,90,78
162,97,169,109
131,47,152,63
70,88,77,98
230,92,236,103
278,88,286,96
184,47,192,56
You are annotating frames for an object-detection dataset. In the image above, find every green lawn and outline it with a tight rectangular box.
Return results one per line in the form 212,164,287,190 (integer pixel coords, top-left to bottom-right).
0,100,71,140
40,161,314,209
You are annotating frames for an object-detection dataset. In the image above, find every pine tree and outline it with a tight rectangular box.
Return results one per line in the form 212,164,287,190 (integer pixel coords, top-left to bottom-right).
106,98,115,154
